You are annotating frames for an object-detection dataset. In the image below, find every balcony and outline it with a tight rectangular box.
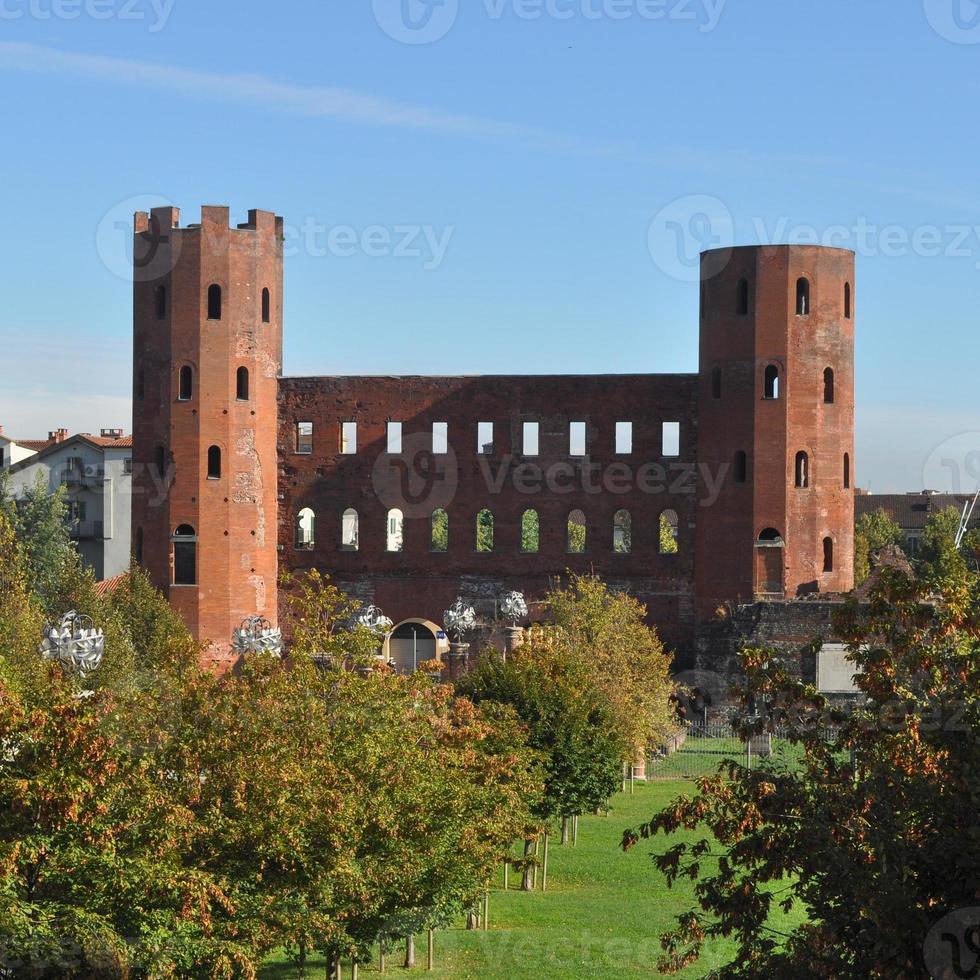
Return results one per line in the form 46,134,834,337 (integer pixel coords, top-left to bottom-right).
67,520,104,540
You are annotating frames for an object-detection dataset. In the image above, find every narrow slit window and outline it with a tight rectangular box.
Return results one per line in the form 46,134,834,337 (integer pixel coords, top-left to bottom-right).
736,278,749,316
207,446,221,480
341,509,359,551
764,365,780,400
521,509,540,553
734,450,748,484
155,446,166,479
844,282,852,319
795,451,810,489
262,287,271,324
478,422,494,455
823,537,835,573
711,367,722,400
207,284,222,320
477,509,494,553
844,453,851,489
662,422,680,458
387,422,403,454
796,277,810,316
523,422,539,457
172,525,197,586
824,367,835,404
134,527,143,564
341,422,357,455
615,422,633,455
178,365,193,401
569,422,587,457
432,422,449,455
236,367,249,401
154,285,167,320
660,510,679,554
567,510,587,554
296,508,316,550
613,510,631,554
387,509,404,553
431,509,449,553
295,422,313,455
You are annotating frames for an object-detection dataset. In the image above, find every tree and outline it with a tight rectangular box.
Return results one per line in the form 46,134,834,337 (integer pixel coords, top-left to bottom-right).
853,507,905,585
624,563,980,978
477,509,494,553
431,509,449,552
917,505,968,583
521,509,540,553
660,513,678,555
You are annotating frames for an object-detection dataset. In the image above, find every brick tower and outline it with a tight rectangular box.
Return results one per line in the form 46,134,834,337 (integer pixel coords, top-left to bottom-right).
694,244,855,617
131,205,283,667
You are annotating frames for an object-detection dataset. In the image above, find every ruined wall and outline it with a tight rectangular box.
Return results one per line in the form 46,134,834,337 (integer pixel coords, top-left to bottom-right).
277,374,699,649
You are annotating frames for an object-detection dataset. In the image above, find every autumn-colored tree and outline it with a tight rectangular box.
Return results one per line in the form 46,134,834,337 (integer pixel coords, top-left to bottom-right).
660,513,679,555
625,562,980,979
853,506,905,585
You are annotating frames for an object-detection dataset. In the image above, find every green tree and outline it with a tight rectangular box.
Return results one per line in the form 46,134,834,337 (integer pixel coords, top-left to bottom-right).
521,509,540,553
660,513,678,555
431,509,449,552
917,505,968,583
625,563,980,978
853,507,905,585
476,509,494,553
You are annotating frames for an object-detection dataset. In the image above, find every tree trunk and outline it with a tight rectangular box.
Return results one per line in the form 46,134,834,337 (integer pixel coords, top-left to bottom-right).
521,838,535,891
405,935,416,970
573,815,579,846
427,929,434,970
379,942,386,974
298,940,307,978
467,912,479,931
561,817,570,845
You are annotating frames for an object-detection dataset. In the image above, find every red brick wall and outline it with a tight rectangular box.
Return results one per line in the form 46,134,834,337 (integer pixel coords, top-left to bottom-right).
132,206,283,667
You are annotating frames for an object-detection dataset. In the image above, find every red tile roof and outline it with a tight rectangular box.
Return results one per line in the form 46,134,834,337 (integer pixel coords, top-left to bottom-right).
95,573,128,598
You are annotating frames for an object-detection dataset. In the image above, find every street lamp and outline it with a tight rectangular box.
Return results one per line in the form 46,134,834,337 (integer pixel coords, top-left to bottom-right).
231,615,284,658
39,611,105,678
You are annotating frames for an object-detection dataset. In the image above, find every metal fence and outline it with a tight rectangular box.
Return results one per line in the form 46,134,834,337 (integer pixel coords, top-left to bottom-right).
645,721,838,781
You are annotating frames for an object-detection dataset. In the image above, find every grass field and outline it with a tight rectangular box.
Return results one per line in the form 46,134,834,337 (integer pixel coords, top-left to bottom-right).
260,780,806,979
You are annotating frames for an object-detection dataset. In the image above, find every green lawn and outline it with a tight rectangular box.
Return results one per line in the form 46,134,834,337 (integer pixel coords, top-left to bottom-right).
260,780,806,979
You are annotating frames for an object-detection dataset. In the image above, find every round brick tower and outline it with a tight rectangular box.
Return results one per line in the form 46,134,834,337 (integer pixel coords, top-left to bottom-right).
131,205,283,667
694,244,855,618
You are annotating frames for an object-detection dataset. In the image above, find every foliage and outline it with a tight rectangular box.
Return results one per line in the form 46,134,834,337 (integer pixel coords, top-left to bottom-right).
431,509,449,552
477,509,494,554
521,509,540,553
660,513,678,555
624,564,980,978
853,507,905,585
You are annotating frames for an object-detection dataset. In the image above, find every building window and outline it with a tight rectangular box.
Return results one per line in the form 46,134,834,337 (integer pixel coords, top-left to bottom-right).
262,287,271,324
660,510,679,554
844,282,852,319
521,509,540,553
662,422,680,458
134,526,143,564
478,422,494,455
569,422,586,457
736,278,750,316
523,422,539,456
178,366,193,402
796,278,810,316
155,446,166,479
172,525,197,586
236,367,249,401
764,365,780,400
823,537,835,573
844,453,851,489
154,285,167,320
431,509,449,553
795,451,810,489
123,458,134,475
387,509,404,553
207,284,222,321
824,367,835,404
616,422,633,455
759,527,784,544
711,367,722,400
477,509,494,553
568,509,587,553
341,508,359,551
734,450,748,484
613,510,631,554
295,508,315,550
207,446,221,480
432,422,449,455
341,422,357,455
387,422,403,454
295,422,313,455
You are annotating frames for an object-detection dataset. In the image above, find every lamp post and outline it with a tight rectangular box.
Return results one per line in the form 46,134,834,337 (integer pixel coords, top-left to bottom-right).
231,615,284,659
39,611,105,679
349,605,394,673
498,591,528,658
443,598,476,680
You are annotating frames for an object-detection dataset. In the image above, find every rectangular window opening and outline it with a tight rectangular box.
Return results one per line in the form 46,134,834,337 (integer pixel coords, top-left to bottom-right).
478,421,494,455
616,422,633,455
569,422,586,457
523,422,540,457
432,422,448,455
295,422,313,455
662,422,680,458
341,421,357,455
387,421,403,454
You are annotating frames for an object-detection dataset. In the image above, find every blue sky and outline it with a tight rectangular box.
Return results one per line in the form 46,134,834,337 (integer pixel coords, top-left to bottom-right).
1,0,979,492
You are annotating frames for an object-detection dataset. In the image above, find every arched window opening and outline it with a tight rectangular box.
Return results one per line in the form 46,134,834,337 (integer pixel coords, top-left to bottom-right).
734,450,748,484
476,509,494,553
764,365,780,400
155,446,166,479
844,453,851,490
134,527,143,564
521,509,540,553
178,365,193,402
207,446,221,480
796,277,810,316
758,527,784,544
795,451,810,489
824,367,835,404
154,285,167,320
711,367,722,400
736,277,749,316
568,510,587,554
207,284,222,320
387,509,404,553
341,508,359,551
172,525,197,586
613,510,632,554
236,367,249,401
295,508,315,550
261,287,271,324
844,282,852,319
660,510,679,555
431,509,449,553
823,537,835,573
